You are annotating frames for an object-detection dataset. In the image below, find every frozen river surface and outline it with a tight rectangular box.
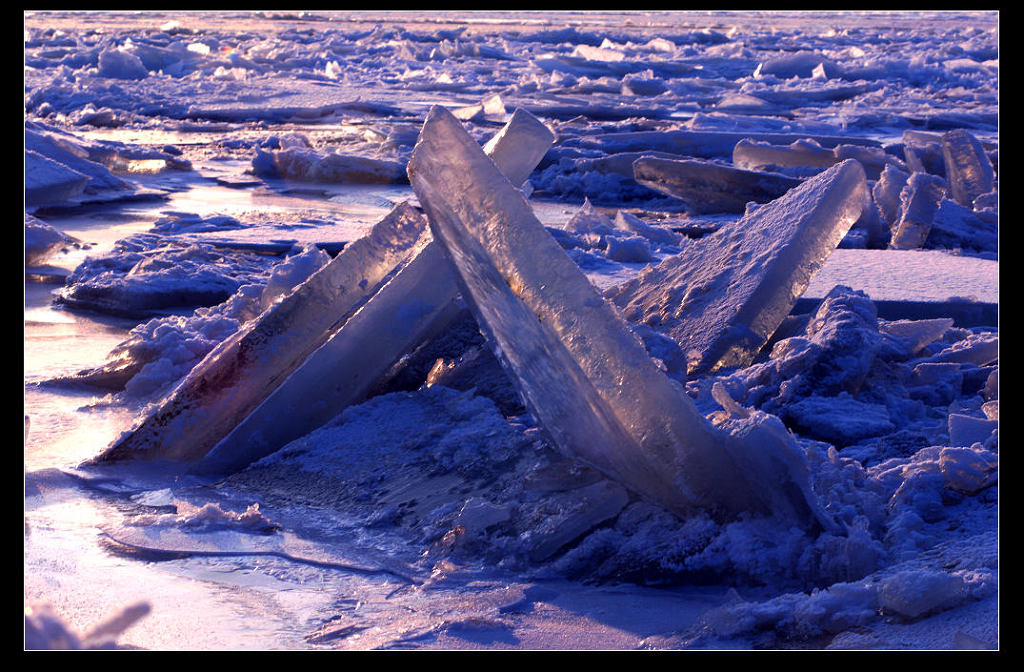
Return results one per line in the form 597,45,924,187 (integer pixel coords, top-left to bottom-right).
25,10,998,651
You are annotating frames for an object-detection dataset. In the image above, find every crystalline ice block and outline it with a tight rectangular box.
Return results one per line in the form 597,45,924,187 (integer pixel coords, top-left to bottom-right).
198,239,463,474
193,109,555,473
732,138,837,173
941,129,996,208
481,107,557,187
610,160,867,376
633,156,802,214
95,109,554,466
872,163,910,232
890,172,947,250
408,105,834,530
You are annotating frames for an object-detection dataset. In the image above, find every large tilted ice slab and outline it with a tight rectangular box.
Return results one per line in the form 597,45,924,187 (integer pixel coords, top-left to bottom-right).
196,109,556,473
408,105,835,530
633,156,801,214
97,109,554,467
197,240,461,474
92,202,430,464
610,160,867,376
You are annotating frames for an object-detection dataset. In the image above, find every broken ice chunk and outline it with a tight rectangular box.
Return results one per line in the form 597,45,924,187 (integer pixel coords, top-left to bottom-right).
563,198,616,234
522,480,630,562
481,107,556,187
939,446,997,493
833,144,905,181
872,164,910,233
452,92,508,122
93,202,429,464
605,235,654,263
927,199,999,253
613,211,684,248
901,131,946,177
947,415,998,449
917,332,998,367
25,150,91,206
253,147,407,184
878,318,954,359
408,105,835,530
25,214,78,267
632,156,802,214
610,160,867,376
732,138,837,174
565,129,881,160
941,129,996,208
890,173,947,250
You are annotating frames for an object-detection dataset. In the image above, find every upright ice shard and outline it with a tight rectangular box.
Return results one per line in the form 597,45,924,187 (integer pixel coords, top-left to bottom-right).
873,163,911,233
408,105,835,530
193,109,556,473
633,156,802,214
610,160,867,375
941,129,996,208
890,173,947,250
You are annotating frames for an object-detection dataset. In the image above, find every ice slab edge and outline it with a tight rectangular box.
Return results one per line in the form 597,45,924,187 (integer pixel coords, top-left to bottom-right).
409,105,835,531
93,202,430,463
632,156,801,214
196,108,556,474
611,159,867,376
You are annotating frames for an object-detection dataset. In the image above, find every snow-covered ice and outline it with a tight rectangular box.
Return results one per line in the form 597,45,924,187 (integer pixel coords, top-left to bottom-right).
25,10,998,651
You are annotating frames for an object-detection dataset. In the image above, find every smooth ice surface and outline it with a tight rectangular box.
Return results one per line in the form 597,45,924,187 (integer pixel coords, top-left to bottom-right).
94,202,429,463
199,109,555,473
941,129,996,208
633,156,802,214
409,105,832,529
611,160,867,375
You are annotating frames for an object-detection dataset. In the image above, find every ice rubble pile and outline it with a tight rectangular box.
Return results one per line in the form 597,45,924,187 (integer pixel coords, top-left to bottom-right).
70,102,995,552
24,17,1000,647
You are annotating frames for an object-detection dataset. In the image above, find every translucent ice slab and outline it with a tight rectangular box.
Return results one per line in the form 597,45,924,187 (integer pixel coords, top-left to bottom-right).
610,160,867,376
890,172,947,250
732,138,837,173
93,201,429,464
194,109,554,472
941,129,996,208
408,105,835,530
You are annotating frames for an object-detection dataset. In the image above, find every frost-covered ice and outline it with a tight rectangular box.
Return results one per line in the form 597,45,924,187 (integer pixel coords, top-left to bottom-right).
25,10,998,651
610,159,866,375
